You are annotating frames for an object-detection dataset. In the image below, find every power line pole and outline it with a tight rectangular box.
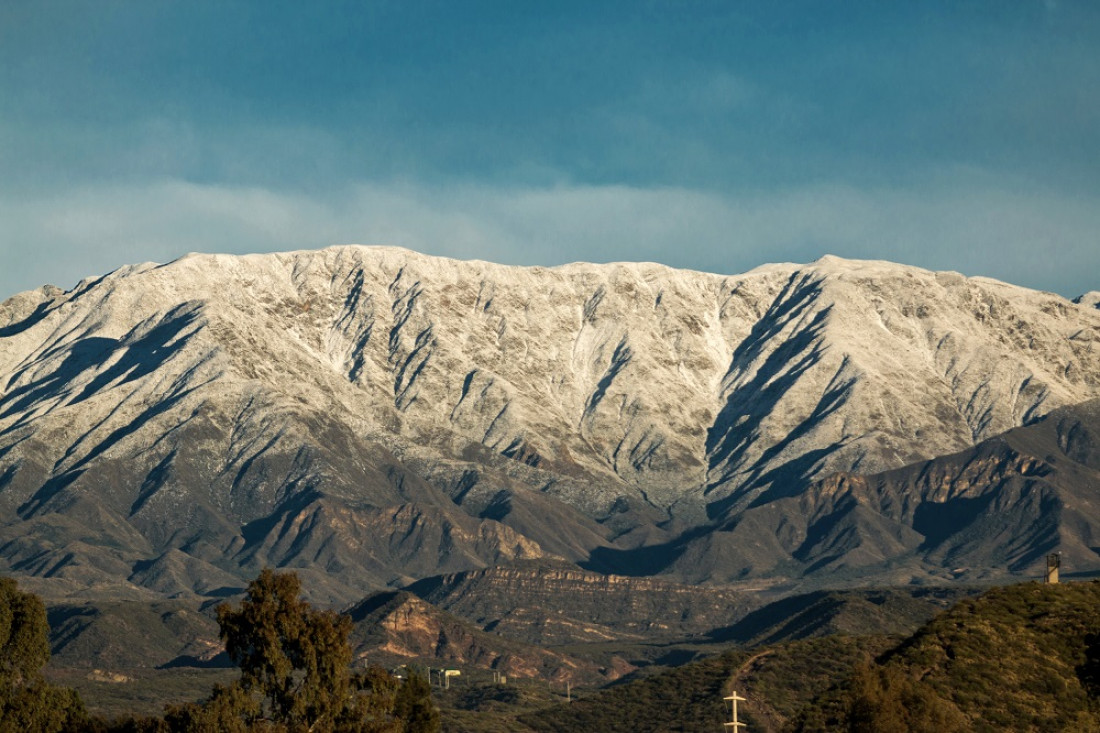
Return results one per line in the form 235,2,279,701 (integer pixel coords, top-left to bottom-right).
724,691,747,731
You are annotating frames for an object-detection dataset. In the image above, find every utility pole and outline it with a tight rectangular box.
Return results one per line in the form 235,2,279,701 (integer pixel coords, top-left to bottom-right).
724,691,747,731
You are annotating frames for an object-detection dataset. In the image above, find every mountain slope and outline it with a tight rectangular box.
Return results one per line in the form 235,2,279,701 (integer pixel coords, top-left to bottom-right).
46,599,222,670
708,587,974,647
657,399,1100,584
1,246,1098,598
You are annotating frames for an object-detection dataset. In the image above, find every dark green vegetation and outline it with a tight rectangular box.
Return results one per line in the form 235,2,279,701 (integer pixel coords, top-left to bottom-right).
524,649,749,732
0,576,88,731
519,636,895,733
793,580,1100,732
165,569,441,732
434,678,568,733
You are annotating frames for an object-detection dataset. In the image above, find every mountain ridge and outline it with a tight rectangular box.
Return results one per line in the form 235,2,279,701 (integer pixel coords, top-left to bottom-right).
1,246,1098,599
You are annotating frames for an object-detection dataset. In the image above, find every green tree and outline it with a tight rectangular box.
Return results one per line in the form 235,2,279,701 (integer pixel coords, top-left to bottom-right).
215,569,354,728
164,682,255,733
393,669,439,733
0,576,87,733
341,667,403,733
169,569,439,733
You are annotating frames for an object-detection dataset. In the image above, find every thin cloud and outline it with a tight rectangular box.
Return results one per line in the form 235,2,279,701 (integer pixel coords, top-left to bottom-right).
1,177,1097,300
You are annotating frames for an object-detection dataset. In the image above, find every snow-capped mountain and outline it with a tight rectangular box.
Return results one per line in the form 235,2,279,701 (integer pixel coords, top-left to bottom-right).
1,246,1098,600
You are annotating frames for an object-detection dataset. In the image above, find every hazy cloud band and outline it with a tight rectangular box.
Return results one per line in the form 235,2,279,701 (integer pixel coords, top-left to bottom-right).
2,177,1096,300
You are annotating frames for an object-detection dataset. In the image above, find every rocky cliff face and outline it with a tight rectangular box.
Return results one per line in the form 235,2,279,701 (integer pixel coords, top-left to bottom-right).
1,246,1098,599
405,560,754,645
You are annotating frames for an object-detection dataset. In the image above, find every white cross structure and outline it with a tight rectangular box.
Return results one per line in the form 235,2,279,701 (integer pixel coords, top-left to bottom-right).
724,691,747,731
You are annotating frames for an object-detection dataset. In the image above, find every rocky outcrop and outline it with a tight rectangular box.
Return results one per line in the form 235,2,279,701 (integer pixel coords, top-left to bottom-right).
405,560,754,644
346,591,624,684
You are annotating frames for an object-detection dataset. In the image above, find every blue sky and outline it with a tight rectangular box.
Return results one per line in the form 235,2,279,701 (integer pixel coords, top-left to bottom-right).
2,1,1098,300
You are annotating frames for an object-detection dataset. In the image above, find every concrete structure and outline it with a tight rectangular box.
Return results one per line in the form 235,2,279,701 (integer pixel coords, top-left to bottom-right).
1045,553,1060,584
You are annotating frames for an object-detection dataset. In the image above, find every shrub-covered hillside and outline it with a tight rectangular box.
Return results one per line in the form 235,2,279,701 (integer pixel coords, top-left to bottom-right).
520,635,894,732
520,581,1100,733
793,581,1100,732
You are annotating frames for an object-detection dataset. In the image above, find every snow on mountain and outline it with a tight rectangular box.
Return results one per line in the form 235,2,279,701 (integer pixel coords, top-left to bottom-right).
1,246,1097,598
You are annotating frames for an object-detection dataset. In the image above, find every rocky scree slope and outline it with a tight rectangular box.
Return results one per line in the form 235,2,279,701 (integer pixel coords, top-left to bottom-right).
0,246,1098,599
